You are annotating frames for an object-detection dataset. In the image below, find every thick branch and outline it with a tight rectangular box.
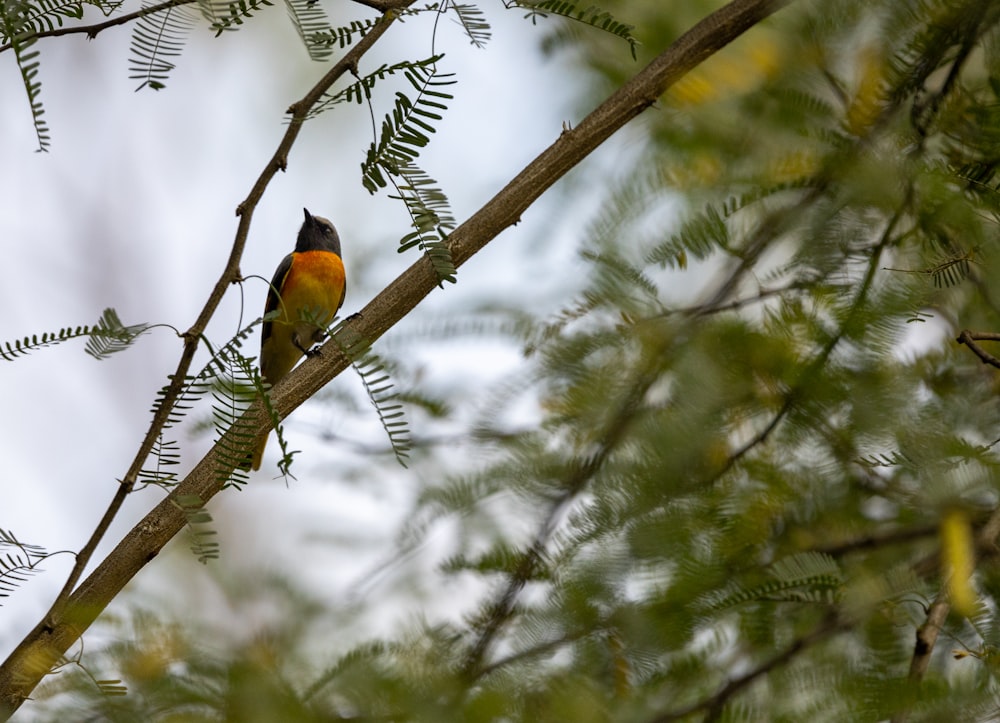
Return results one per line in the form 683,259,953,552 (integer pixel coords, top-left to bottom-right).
0,0,795,715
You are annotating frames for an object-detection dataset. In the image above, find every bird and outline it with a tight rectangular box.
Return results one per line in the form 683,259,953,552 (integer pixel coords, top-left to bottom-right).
250,208,346,471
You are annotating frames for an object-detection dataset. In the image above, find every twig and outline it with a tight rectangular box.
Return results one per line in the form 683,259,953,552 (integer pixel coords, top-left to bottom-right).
0,0,410,53
649,613,847,723
956,330,1000,369
0,0,196,53
894,506,1000,723
460,340,667,679
891,590,950,723
812,524,939,557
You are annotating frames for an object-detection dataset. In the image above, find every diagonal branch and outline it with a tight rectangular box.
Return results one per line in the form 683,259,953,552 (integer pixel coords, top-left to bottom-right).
460,336,670,679
957,329,1000,369
893,505,1000,723
0,0,797,716
649,613,848,723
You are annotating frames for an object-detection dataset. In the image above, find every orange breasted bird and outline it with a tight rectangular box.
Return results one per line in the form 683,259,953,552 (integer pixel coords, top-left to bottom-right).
250,208,346,470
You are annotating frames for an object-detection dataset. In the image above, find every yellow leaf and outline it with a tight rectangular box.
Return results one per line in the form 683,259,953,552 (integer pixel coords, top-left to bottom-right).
941,508,977,618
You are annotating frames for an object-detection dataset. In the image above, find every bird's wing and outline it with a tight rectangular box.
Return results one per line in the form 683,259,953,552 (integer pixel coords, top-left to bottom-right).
261,252,294,349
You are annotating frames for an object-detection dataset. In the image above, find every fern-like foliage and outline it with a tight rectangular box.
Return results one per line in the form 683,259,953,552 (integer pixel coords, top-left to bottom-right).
646,204,730,270
311,15,382,50
284,0,332,62
508,0,637,59
1,1,51,150
4,0,95,38
202,329,268,489
129,0,197,90
358,61,458,284
705,552,844,611
391,158,458,284
0,307,150,362
0,528,52,604
172,493,219,563
884,249,977,288
857,450,909,468
331,324,412,467
311,54,444,118
85,307,153,359
450,2,491,48
207,0,275,35
135,435,181,490
360,61,456,191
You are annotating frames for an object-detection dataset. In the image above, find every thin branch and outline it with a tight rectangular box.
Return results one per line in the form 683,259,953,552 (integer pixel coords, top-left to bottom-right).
459,341,666,679
957,329,1000,368
710,206,903,482
812,524,939,557
665,280,810,317
891,590,950,723
894,506,1000,723
0,0,798,715
0,0,196,53
351,0,415,10
650,613,848,723
0,0,409,53
474,626,598,680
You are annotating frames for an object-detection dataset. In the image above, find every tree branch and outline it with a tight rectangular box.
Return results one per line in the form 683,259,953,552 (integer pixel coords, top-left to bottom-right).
956,329,1000,369
650,613,848,723
0,0,404,53
0,0,797,715
460,336,668,679
0,0,196,53
894,504,1000,723
812,524,939,557
890,590,950,723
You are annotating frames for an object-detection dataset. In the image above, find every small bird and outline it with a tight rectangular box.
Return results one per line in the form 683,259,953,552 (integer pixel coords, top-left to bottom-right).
250,208,346,471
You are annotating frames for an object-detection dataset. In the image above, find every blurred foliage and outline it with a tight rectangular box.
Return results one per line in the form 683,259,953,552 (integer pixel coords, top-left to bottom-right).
22,0,1000,720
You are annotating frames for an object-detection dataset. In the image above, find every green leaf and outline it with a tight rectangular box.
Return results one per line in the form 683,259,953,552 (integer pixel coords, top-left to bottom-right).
128,0,198,91
1,1,51,151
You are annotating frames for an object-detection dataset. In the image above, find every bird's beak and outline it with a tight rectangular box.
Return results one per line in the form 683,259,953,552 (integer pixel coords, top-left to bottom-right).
303,207,312,223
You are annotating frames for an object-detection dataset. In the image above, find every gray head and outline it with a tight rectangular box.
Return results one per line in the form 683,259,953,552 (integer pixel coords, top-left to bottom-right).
295,207,342,255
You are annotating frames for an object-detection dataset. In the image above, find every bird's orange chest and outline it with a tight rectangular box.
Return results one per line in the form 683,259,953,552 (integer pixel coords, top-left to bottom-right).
278,250,346,320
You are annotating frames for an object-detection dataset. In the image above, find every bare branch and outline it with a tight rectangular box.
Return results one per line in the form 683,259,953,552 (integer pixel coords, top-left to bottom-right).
891,591,950,723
